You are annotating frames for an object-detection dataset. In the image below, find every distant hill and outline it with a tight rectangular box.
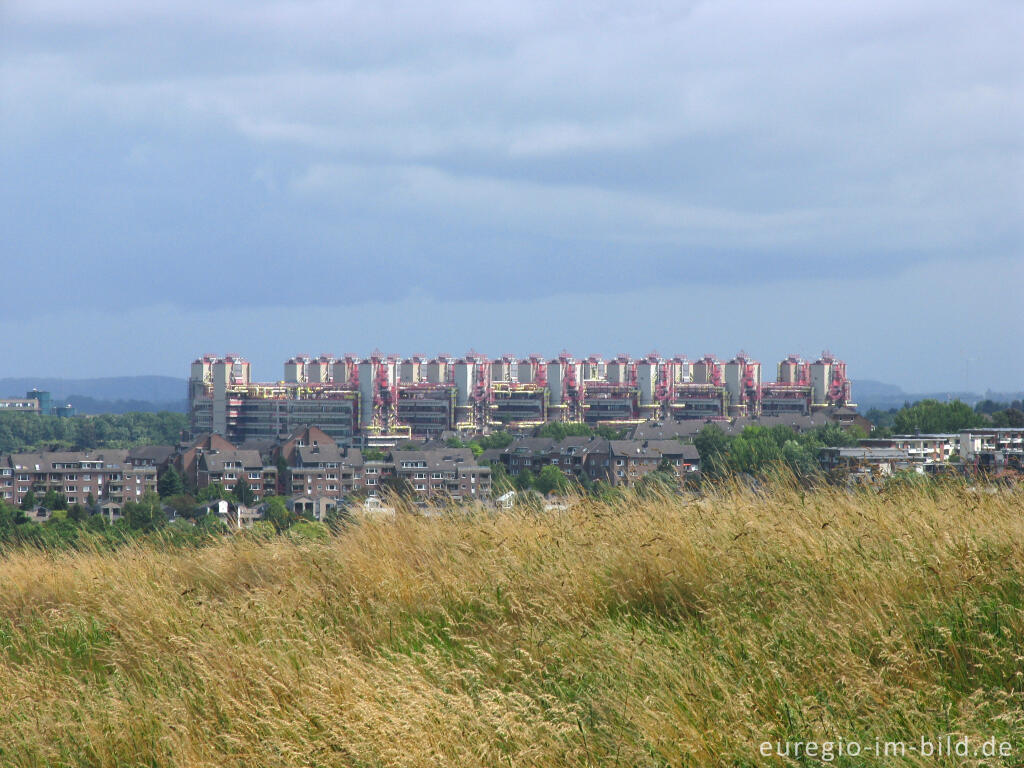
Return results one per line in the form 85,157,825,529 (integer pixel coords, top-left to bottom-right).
0,376,187,414
851,379,905,400
853,379,1024,412
62,395,188,415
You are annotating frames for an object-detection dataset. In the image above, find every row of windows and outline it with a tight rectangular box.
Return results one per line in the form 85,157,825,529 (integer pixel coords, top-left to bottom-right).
13,471,153,480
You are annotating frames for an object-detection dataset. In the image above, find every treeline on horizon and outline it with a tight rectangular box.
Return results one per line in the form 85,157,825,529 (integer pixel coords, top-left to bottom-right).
867,398,1023,433
2,398,1021,457
0,411,188,453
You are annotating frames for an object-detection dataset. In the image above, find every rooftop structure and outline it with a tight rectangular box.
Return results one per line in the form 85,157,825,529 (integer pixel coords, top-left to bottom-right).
0,390,75,417
810,350,854,408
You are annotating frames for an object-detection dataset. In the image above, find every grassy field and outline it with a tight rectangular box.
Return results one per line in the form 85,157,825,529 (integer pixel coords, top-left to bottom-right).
1,482,1022,767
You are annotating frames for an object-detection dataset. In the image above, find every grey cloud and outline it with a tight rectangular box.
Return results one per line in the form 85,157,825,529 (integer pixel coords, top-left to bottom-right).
0,0,1020,317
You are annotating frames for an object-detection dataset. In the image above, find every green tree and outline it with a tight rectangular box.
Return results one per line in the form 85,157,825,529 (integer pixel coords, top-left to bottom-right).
157,465,184,498
0,501,18,538
974,399,1005,415
782,440,820,479
163,493,198,519
275,454,288,494
477,432,514,450
233,476,256,506
122,493,167,532
264,496,297,533
865,408,898,431
992,408,1024,428
0,411,187,453
727,429,783,475
514,469,535,491
196,483,234,503
20,490,37,511
536,422,593,440
535,465,570,495
41,489,68,510
194,512,228,535
815,423,860,448
893,399,986,434
693,425,732,478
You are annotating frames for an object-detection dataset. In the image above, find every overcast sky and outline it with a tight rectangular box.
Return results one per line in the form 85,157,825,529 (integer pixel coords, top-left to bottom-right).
1,0,1021,391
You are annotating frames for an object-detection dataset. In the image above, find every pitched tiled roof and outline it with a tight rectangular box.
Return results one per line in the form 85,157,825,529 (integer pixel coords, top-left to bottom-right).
503,438,556,455
608,441,699,460
390,448,477,471
629,421,707,440
200,450,266,472
296,445,345,465
126,445,175,463
7,450,131,471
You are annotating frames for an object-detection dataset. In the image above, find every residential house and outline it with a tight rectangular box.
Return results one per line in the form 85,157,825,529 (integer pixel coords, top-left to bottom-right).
0,450,158,508
390,448,491,501
607,440,701,487
196,450,277,501
177,433,236,489
287,443,348,497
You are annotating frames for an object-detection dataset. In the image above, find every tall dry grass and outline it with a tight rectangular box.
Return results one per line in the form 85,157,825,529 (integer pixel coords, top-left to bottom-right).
0,481,1022,766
